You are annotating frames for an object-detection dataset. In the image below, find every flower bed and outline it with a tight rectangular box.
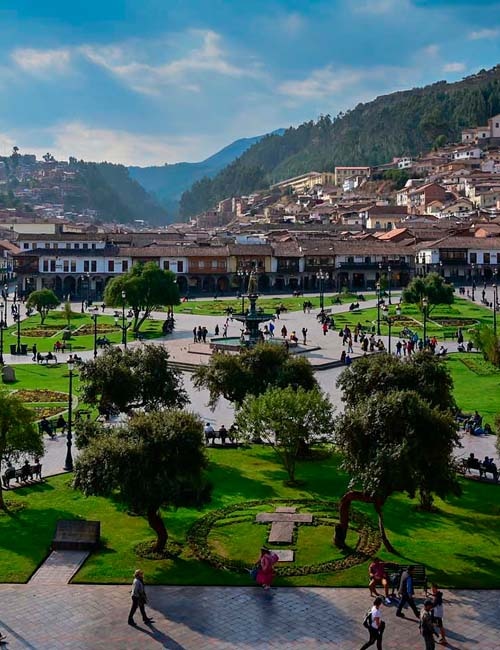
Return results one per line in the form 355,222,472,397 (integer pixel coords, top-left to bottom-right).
30,405,67,419
15,389,68,402
75,324,119,335
432,318,478,327
19,328,59,338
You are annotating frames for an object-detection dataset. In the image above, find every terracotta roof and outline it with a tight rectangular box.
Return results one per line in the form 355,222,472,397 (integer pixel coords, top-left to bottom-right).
0,240,20,254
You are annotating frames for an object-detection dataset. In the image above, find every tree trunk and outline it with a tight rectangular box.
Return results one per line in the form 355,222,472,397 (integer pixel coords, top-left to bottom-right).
0,483,6,511
373,499,396,553
147,507,168,553
419,488,434,511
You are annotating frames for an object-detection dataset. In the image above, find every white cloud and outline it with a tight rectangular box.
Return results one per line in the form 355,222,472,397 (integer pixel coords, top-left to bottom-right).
349,0,408,15
443,62,466,73
422,44,439,57
281,13,305,35
11,48,71,75
33,121,220,166
80,30,261,96
468,28,500,40
278,64,413,100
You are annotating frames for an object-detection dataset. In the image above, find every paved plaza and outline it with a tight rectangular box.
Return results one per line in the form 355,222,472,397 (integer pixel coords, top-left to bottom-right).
0,584,497,649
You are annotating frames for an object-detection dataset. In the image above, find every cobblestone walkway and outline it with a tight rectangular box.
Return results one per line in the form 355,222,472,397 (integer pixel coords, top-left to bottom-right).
28,551,90,585
0,585,496,649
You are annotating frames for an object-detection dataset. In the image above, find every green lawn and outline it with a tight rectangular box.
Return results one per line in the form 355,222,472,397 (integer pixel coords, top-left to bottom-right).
447,354,500,423
334,298,493,340
1,446,500,588
4,310,165,353
175,293,375,316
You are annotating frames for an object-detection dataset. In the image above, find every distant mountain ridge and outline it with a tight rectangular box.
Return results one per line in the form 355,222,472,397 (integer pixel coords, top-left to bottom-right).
129,129,285,218
178,64,500,218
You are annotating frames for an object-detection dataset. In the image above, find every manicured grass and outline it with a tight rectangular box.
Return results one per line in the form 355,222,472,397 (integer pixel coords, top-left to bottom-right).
334,298,493,339
447,354,500,423
5,311,165,353
175,293,375,316
1,446,500,588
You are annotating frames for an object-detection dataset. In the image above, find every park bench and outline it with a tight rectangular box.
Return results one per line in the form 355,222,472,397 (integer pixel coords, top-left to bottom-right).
183,308,194,314
461,457,499,482
205,428,237,446
2,463,43,488
384,563,428,595
37,353,58,365
96,337,111,349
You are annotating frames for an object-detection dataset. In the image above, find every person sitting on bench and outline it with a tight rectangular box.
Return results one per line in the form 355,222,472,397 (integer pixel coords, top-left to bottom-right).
219,424,228,445
20,459,32,481
55,415,67,434
40,416,55,439
204,422,215,445
368,558,392,604
2,461,16,488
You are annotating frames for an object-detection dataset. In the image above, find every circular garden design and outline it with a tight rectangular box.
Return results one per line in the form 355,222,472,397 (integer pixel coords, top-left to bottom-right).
188,499,381,577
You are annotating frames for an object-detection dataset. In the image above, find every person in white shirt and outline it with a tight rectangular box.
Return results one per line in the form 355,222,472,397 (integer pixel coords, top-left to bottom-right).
360,596,385,650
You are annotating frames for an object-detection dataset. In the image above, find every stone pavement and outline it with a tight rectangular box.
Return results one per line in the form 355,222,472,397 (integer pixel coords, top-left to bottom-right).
28,550,90,585
0,584,496,649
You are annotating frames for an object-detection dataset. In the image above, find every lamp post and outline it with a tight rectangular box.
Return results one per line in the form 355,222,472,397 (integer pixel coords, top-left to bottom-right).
15,312,21,354
115,291,132,349
91,313,98,358
237,269,249,313
64,357,74,472
376,281,381,335
493,283,498,337
471,263,476,301
422,297,428,347
316,269,328,312
0,302,5,366
386,304,401,354
388,265,392,304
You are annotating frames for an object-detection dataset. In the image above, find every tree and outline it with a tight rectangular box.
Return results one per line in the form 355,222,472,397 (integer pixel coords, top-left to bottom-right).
334,353,460,551
235,387,334,484
192,342,317,409
78,345,188,417
472,324,500,367
26,289,60,325
62,301,73,330
336,351,456,412
334,390,460,551
74,410,210,552
402,272,454,315
0,390,43,510
104,262,179,333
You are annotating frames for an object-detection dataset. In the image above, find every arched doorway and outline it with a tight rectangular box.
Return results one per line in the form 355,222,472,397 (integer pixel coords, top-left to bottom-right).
202,276,216,294
62,276,76,300
258,274,270,293
217,275,229,293
176,275,188,295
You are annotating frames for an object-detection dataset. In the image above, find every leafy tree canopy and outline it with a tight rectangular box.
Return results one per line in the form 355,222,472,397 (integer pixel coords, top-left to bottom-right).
26,289,60,324
472,324,500,367
192,342,317,409
235,387,334,484
78,345,188,417
74,410,210,552
336,351,456,413
402,272,454,313
104,261,180,332
0,390,42,509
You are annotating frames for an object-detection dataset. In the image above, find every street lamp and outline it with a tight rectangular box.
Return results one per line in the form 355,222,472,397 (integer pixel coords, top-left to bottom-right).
237,269,249,313
91,313,98,358
386,304,401,354
422,297,428,346
0,302,5,366
493,283,498,337
64,357,75,472
376,281,381,335
316,269,328,312
115,291,132,348
15,312,21,354
471,263,476,301
387,265,392,305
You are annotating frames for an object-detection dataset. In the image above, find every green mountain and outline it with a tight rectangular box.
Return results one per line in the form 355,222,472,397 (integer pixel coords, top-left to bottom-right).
179,64,500,218
129,130,284,218
64,161,169,224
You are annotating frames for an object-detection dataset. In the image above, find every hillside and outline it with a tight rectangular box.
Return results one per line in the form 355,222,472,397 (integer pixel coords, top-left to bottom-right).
179,64,500,217
129,130,284,218
64,162,169,224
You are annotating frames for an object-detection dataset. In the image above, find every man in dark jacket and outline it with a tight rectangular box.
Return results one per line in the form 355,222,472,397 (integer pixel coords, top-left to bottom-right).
396,566,420,618
420,599,438,649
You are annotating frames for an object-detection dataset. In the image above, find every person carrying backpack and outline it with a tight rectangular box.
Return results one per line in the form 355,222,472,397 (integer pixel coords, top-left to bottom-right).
360,596,385,650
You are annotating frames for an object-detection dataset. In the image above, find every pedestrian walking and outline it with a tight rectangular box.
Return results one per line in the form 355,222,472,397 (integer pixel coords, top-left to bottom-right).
322,322,328,336
223,323,228,338
215,324,220,336
193,327,197,343
128,569,154,626
269,321,275,337
302,327,308,344
430,584,447,645
32,343,37,361
255,547,279,591
360,596,385,650
420,599,439,649
202,326,207,343
281,325,287,338
0,630,7,644
396,340,402,357
347,337,353,353
396,566,420,618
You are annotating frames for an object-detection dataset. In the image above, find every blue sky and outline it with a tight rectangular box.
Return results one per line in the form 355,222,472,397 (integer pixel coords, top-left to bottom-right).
1,0,499,166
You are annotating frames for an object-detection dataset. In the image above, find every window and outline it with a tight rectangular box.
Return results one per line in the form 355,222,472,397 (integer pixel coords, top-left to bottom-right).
347,256,354,263
199,260,205,269
365,256,371,263
470,253,477,263
50,260,56,272
122,261,128,272
63,260,69,272
83,243,88,249
43,260,48,272
163,261,170,270
70,261,76,273
23,243,29,249
108,260,115,273
74,243,80,249
212,260,218,268
484,253,490,264
45,243,50,249
91,243,96,250
84,261,90,272
54,243,59,249
177,261,183,273
91,260,97,273
66,243,71,249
